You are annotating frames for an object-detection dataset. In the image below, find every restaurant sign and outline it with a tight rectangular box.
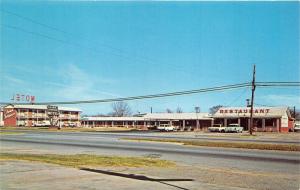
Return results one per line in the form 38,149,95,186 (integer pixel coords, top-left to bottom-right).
219,108,270,114
4,109,16,119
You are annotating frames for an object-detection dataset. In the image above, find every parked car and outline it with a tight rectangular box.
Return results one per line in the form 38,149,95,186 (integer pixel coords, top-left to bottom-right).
208,124,226,132
225,123,243,133
294,123,300,132
157,124,176,132
68,123,77,127
33,121,50,127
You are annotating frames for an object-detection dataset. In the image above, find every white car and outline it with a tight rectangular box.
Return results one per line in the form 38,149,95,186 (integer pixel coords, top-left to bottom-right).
208,124,226,132
294,124,300,132
157,124,176,132
33,121,51,127
225,124,243,133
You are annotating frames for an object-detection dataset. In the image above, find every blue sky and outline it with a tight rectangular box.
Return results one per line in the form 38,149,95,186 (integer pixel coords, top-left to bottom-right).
1,1,299,114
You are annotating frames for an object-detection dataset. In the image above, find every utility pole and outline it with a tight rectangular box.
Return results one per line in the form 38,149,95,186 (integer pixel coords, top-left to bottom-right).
249,65,256,135
293,106,296,119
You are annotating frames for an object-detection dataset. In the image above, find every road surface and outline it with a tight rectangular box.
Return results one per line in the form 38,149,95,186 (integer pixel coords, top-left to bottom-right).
1,130,300,190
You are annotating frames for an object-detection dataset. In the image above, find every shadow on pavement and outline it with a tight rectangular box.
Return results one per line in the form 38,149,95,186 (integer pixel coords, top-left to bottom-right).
80,168,193,190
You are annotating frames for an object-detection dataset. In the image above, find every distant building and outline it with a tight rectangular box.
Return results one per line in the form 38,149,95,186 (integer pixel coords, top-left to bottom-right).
3,104,81,127
212,107,294,132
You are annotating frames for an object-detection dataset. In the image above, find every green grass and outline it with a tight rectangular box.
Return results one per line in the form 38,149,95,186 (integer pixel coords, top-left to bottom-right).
0,127,139,132
0,153,175,168
123,138,300,152
0,131,23,135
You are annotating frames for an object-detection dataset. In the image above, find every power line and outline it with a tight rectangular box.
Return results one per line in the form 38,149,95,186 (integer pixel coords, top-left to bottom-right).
256,81,300,84
0,9,68,34
224,87,249,107
0,81,299,106
256,82,300,87
0,9,201,74
0,23,142,66
1,24,84,49
1,23,188,73
0,10,163,68
0,83,251,105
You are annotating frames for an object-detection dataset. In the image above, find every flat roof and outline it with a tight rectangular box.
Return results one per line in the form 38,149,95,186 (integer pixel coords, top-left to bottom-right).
82,112,212,121
143,113,212,120
82,116,145,121
4,104,81,112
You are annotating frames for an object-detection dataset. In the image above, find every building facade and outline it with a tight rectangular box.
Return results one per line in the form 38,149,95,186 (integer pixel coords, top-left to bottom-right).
81,113,213,131
0,107,4,127
212,107,294,132
3,104,81,127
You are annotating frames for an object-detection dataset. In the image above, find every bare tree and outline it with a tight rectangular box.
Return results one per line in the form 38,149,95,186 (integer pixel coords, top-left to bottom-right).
194,106,200,113
209,105,223,114
110,101,132,117
166,108,173,113
176,107,183,113
289,107,300,120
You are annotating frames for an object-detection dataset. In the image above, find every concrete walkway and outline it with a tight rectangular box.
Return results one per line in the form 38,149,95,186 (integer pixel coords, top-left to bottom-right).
1,160,299,190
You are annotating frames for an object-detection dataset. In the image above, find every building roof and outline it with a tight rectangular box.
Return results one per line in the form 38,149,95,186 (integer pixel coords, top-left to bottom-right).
82,112,212,121
4,104,81,112
143,113,212,120
82,116,145,121
213,107,291,118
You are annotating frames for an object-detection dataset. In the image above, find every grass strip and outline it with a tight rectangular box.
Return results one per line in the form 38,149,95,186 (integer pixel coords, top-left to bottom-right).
122,138,300,152
0,131,23,135
0,153,175,168
0,127,138,132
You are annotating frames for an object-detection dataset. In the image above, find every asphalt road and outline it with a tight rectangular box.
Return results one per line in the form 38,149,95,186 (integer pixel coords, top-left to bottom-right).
3,129,300,144
1,130,300,190
1,130,300,174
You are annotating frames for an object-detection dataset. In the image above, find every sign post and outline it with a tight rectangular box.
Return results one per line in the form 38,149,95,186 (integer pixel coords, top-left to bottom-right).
47,105,59,129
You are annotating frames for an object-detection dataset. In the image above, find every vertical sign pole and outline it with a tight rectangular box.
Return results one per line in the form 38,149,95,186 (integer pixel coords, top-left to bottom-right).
249,65,256,135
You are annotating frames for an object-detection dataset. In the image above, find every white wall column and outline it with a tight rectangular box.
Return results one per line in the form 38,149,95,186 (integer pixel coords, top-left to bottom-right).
248,118,251,131
276,118,280,132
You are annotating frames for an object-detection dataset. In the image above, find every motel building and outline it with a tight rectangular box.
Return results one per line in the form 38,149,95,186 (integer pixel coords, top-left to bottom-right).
81,113,213,131
212,107,295,132
3,104,81,127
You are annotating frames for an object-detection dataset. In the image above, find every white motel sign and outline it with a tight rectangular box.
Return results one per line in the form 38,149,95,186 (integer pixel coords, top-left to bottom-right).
11,94,35,103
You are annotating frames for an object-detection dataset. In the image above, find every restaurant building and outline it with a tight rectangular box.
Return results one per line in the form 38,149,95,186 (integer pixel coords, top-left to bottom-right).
212,107,294,132
3,104,81,127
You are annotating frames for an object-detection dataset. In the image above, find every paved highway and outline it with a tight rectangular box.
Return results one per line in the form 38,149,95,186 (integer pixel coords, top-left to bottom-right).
3,129,300,144
1,130,299,175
